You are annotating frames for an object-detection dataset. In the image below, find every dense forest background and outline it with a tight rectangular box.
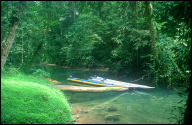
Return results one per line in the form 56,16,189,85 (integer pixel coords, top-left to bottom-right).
1,1,191,87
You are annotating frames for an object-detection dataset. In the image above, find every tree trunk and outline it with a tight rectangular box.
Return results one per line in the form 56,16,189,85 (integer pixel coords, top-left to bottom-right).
73,2,76,21
1,1,26,70
149,18,158,65
135,1,139,21
144,1,159,84
144,1,158,64
1,23,19,70
98,1,104,19
21,30,24,63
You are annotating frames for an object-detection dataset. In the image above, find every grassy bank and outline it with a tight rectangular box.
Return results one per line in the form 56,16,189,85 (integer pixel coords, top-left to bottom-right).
1,72,73,124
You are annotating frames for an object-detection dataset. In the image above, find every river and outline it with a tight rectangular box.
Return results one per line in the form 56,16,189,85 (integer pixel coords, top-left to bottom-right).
49,67,187,124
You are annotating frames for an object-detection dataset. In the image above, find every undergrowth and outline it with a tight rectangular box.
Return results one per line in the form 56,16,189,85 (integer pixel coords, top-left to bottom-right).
1,71,73,124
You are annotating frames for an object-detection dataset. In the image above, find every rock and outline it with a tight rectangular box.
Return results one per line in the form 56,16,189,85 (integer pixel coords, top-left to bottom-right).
72,114,80,123
72,115,80,119
105,114,120,121
72,119,78,123
77,109,88,114
107,106,118,112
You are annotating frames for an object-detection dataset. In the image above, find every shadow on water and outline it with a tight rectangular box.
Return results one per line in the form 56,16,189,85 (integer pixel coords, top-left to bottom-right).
49,67,187,124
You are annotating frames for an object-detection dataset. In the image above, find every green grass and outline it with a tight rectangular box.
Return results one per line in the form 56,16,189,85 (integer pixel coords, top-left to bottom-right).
1,72,73,124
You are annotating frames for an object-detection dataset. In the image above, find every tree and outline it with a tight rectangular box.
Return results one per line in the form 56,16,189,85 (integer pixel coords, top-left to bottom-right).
1,1,26,70
143,1,159,83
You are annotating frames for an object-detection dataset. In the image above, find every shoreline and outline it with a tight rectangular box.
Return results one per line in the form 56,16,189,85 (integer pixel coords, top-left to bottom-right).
35,63,109,71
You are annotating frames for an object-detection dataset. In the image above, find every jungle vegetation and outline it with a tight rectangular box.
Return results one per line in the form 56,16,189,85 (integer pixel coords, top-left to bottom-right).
1,1,191,124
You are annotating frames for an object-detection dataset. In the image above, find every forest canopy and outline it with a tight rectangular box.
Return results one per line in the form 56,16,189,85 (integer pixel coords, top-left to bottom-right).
1,1,191,87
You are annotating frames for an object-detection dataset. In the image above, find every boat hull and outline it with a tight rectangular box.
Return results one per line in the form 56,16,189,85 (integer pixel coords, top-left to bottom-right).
67,77,155,89
67,78,118,87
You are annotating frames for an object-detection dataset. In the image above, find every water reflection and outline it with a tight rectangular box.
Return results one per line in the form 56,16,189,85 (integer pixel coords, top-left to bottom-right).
50,67,187,124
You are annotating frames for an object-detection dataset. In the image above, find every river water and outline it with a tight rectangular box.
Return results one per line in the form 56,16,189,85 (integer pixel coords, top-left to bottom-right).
49,67,187,124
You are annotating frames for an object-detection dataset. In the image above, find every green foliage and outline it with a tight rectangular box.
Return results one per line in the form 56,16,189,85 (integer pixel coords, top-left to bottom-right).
142,1,191,86
3,67,20,74
1,72,73,124
32,69,51,78
168,91,188,124
1,1,191,87
65,14,108,67
109,27,151,75
145,32,190,86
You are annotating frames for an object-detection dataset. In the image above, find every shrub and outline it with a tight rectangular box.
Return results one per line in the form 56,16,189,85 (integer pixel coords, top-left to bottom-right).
32,69,50,78
1,74,73,124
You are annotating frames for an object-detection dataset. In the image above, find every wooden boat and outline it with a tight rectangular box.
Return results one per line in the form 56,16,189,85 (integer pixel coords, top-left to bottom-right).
67,78,116,87
67,76,155,89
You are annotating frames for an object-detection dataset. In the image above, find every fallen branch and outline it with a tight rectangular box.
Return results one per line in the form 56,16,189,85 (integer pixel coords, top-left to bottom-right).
129,75,146,82
43,78,61,84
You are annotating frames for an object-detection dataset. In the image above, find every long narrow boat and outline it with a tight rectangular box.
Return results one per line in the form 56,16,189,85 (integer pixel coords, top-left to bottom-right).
67,78,116,87
67,77,155,89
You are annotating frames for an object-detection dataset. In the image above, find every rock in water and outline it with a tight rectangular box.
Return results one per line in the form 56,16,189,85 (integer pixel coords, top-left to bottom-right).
107,106,118,112
106,114,120,121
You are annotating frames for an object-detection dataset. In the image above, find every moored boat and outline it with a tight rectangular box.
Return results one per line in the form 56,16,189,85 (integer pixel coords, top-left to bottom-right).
67,78,116,87
67,76,155,89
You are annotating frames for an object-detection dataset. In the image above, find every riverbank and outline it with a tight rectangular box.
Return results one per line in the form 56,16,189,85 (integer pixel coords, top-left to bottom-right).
35,63,109,71
1,72,73,124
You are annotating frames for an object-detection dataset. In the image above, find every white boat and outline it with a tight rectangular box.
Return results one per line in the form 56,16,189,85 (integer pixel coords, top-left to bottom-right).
89,76,155,89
